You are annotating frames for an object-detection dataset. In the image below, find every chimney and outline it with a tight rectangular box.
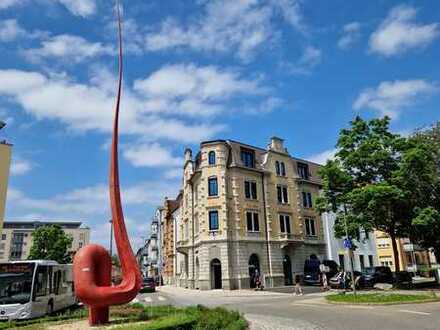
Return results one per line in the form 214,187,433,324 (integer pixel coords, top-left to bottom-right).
184,148,192,163
268,136,286,153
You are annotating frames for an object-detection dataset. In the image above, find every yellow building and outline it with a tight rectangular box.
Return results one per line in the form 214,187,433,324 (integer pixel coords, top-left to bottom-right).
0,141,12,236
173,137,326,290
375,231,436,273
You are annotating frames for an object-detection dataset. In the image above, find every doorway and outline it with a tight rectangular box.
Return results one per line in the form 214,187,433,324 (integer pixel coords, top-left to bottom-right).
248,254,260,288
283,255,293,285
210,259,222,289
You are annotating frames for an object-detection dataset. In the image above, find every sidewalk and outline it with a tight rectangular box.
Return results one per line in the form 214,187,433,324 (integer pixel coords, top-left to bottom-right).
157,285,287,297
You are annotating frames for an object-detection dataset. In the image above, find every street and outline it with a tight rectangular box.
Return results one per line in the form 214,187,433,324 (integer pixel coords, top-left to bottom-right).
136,286,440,330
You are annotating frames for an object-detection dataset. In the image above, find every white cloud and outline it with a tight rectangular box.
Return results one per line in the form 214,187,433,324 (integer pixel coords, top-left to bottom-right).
145,0,304,61
7,180,179,216
0,0,22,10
0,19,26,42
164,168,182,180
338,22,361,50
353,79,438,118
10,157,33,175
23,34,113,63
286,46,322,75
55,0,97,17
134,64,265,117
0,68,226,143
123,143,182,168
369,5,439,57
307,148,336,165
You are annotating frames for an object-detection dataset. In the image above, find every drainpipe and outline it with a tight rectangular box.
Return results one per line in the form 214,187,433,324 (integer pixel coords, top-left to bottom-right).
261,171,272,287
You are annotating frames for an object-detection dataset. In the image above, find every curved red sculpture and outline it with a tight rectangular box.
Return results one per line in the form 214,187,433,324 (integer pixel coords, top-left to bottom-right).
73,1,142,325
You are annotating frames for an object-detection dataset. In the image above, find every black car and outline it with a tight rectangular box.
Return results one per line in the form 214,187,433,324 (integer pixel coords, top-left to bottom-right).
303,257,339,286
140,277,156,293
360,266,393,287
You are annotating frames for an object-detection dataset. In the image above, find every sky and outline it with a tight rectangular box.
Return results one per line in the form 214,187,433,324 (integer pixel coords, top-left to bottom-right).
0,0,439,251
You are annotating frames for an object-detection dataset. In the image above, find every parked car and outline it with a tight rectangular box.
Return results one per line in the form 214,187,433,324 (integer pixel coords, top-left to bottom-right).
303,257,339,286
329,271,362,289
140,277,156,293
359,266,393,287
394,271,413,289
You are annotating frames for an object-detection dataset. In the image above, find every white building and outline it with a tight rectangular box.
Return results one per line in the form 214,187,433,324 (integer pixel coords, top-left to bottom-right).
322,212,377,271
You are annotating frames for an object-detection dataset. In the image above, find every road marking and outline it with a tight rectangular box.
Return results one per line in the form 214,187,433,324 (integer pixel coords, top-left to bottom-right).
345,305,374,310
397,310,431,316
144,297,152,303
291,303,330,308
158,296,166,301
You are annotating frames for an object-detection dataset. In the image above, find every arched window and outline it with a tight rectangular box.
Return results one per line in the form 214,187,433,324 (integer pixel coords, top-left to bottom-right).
280,162,286,176
275,161,280,175
208,151,216,165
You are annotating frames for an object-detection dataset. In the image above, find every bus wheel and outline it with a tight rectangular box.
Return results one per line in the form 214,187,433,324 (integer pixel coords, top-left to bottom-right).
47,301,54,315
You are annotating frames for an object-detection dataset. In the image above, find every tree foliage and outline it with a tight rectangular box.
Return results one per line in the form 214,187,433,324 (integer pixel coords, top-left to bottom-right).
317,117,440,271
28,225,73,263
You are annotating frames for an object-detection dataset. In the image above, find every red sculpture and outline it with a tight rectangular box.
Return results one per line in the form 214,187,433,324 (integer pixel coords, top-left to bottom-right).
73,1,142,325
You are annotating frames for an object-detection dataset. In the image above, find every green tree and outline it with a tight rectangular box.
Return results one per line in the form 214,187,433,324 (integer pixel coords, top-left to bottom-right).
407,122,440,262
317,116,438,271
28,225,73,263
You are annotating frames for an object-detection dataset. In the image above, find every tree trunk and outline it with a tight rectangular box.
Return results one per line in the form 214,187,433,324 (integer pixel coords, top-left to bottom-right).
390,233,400,272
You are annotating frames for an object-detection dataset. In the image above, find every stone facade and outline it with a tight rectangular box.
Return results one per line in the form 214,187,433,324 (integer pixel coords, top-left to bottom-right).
0,142,11,237
169,137,326,290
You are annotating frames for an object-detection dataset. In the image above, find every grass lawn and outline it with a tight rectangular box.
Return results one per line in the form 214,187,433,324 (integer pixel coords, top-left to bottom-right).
0,304,247,330
326,293,440,305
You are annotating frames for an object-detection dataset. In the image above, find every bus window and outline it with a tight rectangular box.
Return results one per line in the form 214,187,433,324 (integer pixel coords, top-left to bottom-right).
33,266,48,299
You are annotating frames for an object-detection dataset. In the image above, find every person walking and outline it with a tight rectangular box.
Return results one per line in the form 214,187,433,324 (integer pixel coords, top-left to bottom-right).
294,275,303,296
321,272,329,291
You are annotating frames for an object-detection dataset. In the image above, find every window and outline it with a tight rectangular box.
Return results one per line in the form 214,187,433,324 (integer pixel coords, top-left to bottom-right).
364,230,370,240
1,234,6,240
297,162,309,180
279,214,291,234
339,254,345,270
78,242,83,248
208,177,218,196
277,185,288,204
280,162,286,176
246,212,260,232
244,181,257,199
209,210,219,231
208,151,216,165
302,192,313,208
275,161,280,175
368,255,374,267
305,217,316,236
241,148,255,168
359,255,365,270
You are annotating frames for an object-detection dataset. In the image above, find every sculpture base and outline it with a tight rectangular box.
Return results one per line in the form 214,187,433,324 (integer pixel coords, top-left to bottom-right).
89,306,109,326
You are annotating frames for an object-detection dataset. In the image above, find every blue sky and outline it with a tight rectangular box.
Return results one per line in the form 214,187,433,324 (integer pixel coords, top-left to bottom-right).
1,0,439,249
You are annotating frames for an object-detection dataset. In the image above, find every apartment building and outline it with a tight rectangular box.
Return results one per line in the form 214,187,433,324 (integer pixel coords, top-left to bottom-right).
170,137,326,290
0,141,12,235
0,220,90,262
323,212,377,272
162,196,182,285
375,231,437,273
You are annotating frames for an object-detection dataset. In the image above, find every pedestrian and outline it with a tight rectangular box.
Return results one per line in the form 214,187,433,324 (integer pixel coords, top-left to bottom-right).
321,272,329,291
294,274,303,296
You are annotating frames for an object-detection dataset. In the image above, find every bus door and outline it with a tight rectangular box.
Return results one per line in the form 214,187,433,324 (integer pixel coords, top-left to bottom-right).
32,266,51,317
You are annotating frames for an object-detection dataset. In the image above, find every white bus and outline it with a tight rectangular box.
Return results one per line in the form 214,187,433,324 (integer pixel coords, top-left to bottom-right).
0,260,77,320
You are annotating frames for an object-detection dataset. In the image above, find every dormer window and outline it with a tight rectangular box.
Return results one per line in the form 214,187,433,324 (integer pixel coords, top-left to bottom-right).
208,151,216,165
297,162,309,180
240,148,255,168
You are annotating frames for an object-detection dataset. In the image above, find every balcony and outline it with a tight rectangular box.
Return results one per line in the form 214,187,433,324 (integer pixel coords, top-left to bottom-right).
277,233,303,248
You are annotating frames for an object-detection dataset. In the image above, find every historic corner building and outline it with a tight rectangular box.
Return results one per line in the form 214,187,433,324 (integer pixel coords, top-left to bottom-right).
163,137,327,290
0,141,12,236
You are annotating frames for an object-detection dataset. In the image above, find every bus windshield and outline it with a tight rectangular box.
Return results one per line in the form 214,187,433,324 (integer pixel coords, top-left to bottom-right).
0,263,35,305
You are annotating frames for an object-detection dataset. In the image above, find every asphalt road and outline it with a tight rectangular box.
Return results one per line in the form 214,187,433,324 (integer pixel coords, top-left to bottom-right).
136,287,440,330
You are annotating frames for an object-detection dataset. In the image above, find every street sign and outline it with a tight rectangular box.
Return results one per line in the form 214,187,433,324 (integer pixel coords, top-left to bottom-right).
343,238,352,249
